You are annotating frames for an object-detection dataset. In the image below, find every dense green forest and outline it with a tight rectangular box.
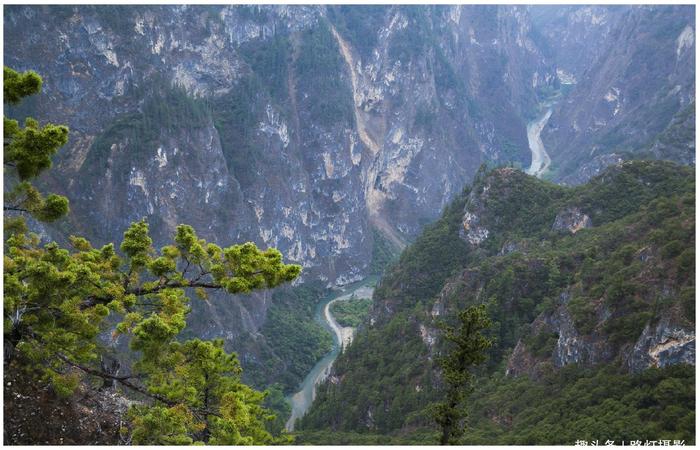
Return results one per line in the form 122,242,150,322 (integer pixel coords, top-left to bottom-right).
5,62,694,446
3,5,695,444
299,161,695,444
257,284,333,391
297,364,694,445
331,297,373,328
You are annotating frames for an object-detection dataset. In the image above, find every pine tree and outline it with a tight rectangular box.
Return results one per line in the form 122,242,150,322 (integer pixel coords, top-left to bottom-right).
433,304,492,445
3,68,301,444
4,67,69,229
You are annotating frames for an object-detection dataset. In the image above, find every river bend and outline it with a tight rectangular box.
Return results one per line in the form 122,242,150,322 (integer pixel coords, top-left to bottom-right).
285,280,375,431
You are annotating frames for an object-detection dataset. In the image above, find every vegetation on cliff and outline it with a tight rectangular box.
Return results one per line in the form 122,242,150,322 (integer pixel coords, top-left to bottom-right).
4,68,300,445
258,284,333,392
330,297,373,328
300,161,695,444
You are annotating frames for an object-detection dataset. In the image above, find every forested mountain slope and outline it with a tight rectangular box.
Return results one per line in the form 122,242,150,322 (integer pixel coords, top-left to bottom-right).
5,5,550,390
299,161,695,444
4,4,695,411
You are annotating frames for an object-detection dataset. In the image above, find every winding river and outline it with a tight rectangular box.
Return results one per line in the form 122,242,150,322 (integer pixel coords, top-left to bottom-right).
283,101,556,431
526,108,553,178
285,278,376,431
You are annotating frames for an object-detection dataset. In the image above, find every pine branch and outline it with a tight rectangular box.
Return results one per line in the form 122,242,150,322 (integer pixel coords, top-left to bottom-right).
55,353,221,418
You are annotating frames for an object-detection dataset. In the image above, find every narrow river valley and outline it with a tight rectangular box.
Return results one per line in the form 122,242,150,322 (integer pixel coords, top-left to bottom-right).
286,103,557,431
285,279,376,431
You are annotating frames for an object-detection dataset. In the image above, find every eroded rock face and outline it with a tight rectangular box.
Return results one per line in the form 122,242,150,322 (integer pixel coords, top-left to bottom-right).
418,323,438,355
506,299,615,377
458,172,497,246
460,211,490,246
506,340,538,377
5,5,553,377
551,207,592,233
5,5,695,391
537,5,695,184
5,5,552,281
507,298,696,378
628,317,695,373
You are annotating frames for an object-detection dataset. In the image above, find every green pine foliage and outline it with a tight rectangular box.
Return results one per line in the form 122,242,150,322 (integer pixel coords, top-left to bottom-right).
3,68,302,444
298,363,695,445
433,305,492,444
295,429,438,445
4,66,70,224
462,364,695,445
262,383,292,436
5,220,301,444
128,338,279,445
4,66,42,104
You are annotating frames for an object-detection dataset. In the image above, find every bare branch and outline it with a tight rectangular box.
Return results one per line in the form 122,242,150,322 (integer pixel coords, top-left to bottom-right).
4,206,29,213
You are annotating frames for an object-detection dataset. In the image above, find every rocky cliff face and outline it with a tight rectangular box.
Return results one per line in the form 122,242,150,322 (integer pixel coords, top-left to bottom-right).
4,5,552,279
450,164,696,377
4,5,694,391
4,4,552,384
534,5,695,183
